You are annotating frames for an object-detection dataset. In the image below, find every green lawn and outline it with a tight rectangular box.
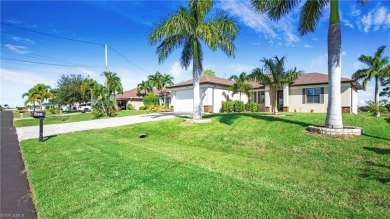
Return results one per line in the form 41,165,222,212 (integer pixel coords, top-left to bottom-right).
20,113,389,218
14,110,146,127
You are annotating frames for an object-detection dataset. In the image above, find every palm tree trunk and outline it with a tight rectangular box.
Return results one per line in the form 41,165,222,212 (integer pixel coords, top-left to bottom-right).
193,58,201,119
274,88,278,115
193,40,202,120
375,75,380,117
325,0,343,129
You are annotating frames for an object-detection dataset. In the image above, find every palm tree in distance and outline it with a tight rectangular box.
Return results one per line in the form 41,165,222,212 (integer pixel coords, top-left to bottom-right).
249,56,300,115
137,80,153,94
352,45,390,117
149,0,239,119
81,78,98,103
229,72,253,101
251,0,366,128
22,83,53,111
102,71,123,98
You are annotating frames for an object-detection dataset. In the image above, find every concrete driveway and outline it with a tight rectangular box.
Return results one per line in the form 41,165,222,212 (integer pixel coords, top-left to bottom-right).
16,113,180,141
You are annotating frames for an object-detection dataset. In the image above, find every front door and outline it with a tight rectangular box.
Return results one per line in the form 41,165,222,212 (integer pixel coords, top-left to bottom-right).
277,90,283,111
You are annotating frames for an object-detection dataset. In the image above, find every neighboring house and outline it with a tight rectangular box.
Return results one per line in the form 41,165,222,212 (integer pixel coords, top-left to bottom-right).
115,88,169,110
167,76,251,113
168,73,362,114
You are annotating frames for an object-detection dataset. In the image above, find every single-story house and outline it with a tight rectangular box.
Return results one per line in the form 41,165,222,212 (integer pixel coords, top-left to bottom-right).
167,76,251,113
167,73,362,114
115,88,170,110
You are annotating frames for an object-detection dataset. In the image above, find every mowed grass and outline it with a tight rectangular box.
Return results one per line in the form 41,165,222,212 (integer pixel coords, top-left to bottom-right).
20,113,390,218
14,110,146,127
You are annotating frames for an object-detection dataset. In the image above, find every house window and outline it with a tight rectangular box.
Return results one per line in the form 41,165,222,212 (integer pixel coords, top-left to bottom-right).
307,88,321,103
258,91,265,104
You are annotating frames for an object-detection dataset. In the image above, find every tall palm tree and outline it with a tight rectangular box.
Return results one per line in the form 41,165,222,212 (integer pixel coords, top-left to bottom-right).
149,0,238,119
102,71,123,98
251,0,366,127
352,45,390,117
147,72,175,105
228,72,253,101
249,56,300,115
161,73,174,105
137,80,153,94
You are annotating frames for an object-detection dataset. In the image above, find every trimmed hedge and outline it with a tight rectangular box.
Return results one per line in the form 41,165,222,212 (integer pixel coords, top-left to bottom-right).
233,100,245,112
245,102,259,112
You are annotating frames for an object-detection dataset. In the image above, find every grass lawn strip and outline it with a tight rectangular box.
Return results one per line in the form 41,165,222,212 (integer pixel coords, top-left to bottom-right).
14,110,147,127
20,113,390,218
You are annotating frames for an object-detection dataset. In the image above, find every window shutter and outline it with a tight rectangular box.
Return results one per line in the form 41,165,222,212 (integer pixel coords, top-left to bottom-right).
302,88,306,104
254,92,257,103
320,87,324,104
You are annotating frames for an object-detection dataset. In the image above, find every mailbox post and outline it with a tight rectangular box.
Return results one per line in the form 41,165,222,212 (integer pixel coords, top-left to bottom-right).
31,111,46,142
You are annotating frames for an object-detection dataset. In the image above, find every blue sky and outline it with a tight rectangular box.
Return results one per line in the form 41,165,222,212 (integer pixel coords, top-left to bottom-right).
1,0,390,107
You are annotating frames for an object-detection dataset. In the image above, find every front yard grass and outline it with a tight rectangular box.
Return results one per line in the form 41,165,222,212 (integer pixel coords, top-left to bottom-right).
14,110,146,127
20,113,389,218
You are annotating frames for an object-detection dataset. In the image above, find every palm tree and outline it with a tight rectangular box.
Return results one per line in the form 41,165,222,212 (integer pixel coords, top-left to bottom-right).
81,78,98,103
147,72,175,105
22,83,53,111
160,74,174,105
137,80,153,94
352,45,390,117
228,72,253,101
149,0,238,119
251,0,366,127
102,71,123,98
249,56,300,115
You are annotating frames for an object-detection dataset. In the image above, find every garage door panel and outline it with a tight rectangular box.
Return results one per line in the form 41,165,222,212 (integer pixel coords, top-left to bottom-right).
175,90,193,112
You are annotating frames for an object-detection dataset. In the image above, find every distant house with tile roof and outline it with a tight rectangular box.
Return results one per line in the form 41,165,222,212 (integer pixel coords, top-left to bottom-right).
167,73,362,113
115,88,164,110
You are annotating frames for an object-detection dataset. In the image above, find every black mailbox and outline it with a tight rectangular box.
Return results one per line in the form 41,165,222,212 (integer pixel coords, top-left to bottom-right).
31,111,46,118
31,111,46,142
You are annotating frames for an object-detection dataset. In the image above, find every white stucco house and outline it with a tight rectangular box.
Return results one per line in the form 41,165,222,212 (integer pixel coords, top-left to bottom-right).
167,76,251,113
167,73,361,114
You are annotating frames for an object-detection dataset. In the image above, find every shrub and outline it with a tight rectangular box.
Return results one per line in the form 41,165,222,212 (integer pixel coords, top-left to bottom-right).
233,100,245,112
139,106,147,110
221,101,233,112
48,108,60,115
366,101,389,116
143,93,159,106
146,105,170,113
245,102,258,112
127,103,135,110
45,105,50,110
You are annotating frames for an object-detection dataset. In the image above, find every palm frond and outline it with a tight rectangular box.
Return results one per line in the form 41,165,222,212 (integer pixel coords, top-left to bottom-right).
358,55,373,68
156,34,188,64
180,35,194,70
267,0,300,21
298,0,328,35
189,0,213,24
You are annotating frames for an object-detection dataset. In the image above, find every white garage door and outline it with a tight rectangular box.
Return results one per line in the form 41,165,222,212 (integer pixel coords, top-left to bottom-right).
175,90,193,112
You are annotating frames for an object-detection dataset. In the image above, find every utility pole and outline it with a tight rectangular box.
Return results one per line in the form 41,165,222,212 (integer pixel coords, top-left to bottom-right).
105,44,108,71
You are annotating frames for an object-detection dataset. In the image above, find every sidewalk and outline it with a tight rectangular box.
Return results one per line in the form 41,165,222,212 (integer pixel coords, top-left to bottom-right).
16,113,179,141
0,111,37,219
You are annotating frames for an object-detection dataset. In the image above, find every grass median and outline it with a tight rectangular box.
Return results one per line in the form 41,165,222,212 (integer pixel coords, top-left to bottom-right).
20,113,389,218
14,110,147,127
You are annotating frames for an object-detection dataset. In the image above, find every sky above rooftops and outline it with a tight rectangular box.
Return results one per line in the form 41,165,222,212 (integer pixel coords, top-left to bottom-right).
1,0,389,107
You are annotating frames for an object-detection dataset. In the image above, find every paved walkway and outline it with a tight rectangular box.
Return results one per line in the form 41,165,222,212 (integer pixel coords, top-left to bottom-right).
16,113,179,141
1,111,37,219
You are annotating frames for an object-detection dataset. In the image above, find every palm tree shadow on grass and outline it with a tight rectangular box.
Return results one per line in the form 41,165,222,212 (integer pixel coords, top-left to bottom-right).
203,113,313,128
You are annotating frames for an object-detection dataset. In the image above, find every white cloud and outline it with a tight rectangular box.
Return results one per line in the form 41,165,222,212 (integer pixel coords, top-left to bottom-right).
310,54,327,69
0,68,56,86
250,42,261,46
361,6,390,32
12,37,36,44
304,44,313,48
169,62,189,77
350,5,361,17
77,67,99,80
5,44,30,54
351,61,365,71
216,0,300,46
358,86,374,106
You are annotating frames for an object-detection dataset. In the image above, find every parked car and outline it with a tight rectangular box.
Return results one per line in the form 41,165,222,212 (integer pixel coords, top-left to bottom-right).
77,103,92,112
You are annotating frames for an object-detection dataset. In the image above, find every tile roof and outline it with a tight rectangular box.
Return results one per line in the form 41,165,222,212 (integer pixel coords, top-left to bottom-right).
115,88,160,100
167,75,235,88
290,72,355,86
165,73,356,90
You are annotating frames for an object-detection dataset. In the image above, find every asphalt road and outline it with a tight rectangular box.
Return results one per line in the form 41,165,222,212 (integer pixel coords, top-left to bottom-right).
1,111,37,219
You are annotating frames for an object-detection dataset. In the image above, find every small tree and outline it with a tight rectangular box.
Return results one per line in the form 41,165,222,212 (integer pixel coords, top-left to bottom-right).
203,69,216,77
57,74,88,107
229,72,253,101
143,93,159,107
